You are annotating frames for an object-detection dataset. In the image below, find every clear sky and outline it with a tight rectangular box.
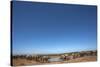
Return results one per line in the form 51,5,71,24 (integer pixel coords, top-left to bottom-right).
12,1,97,55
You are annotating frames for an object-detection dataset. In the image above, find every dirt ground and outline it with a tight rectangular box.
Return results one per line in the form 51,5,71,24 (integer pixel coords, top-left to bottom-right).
63,56,97,63
12,56,97,66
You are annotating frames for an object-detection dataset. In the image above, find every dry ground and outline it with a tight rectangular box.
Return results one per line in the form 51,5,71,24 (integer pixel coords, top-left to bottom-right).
63,56,97,63
12,56,97,66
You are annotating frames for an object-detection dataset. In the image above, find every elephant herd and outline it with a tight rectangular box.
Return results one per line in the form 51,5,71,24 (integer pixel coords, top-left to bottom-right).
61,50,97,61
12,50,97,63
13,55,50,63
26,55,49,63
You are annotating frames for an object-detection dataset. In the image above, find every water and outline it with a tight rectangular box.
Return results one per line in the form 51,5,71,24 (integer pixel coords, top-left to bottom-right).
48,57,63,62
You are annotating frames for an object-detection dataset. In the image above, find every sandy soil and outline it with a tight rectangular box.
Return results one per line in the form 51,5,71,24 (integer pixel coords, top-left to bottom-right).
63,56,97,63
12,56,97,66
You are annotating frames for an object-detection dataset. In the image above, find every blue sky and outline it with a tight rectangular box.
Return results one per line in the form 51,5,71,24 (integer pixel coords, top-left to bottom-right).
12,1,97,55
